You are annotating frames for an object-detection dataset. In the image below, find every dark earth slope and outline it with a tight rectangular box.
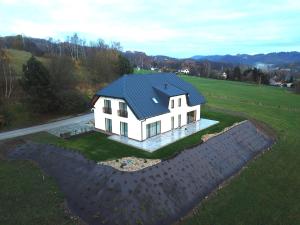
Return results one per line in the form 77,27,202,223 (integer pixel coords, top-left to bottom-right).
8,121,273,225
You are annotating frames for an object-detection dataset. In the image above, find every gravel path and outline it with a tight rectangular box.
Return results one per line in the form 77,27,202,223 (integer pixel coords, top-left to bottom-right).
0,113,93,141
8,121,273,225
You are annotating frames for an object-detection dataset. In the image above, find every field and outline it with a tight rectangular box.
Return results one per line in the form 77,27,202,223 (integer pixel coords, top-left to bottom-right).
1,75,300,225
180,76,300,225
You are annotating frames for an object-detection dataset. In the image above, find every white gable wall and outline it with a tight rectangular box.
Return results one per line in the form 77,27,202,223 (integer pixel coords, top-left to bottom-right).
94,97,142,141
94,94,201,142
141,94,201,140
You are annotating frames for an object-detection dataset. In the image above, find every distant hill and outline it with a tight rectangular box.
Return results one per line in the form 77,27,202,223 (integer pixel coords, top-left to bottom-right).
191,52,300,66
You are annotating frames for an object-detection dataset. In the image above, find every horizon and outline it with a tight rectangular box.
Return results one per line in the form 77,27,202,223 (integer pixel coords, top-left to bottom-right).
1,0,300,58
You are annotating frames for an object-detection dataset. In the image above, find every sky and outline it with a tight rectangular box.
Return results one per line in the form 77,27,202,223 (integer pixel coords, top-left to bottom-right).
0,0,300,58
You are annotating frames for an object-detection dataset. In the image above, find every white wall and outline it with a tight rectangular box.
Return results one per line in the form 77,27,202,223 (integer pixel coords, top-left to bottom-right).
94,97,142,141
141,94,201,140
94,94,201,141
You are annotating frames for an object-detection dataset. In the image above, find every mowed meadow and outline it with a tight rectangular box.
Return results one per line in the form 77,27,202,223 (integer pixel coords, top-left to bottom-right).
181,76,300,225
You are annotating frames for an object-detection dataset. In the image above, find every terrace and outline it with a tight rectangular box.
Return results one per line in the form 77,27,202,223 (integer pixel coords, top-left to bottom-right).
109,118,219,152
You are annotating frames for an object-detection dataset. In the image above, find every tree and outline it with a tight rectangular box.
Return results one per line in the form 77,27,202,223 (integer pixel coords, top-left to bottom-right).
233,66,241,81
48,56,77,91
295,81,300,94
20,56,57,113
118,54,133,75
0,49,15,99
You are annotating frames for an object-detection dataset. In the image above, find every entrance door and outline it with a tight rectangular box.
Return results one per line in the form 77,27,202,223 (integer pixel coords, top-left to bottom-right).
171,116,174,129
120,122,128,137
187,111,196,124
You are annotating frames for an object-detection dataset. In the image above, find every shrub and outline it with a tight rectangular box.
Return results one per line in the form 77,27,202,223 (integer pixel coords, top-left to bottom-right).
295,81,300,94
0,101,13,128
56,90,88,114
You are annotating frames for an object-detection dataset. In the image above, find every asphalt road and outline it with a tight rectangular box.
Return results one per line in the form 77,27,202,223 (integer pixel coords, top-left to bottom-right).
0,113,93,141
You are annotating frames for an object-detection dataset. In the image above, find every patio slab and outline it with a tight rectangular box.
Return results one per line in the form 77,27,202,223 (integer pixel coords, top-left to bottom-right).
108,118,219,152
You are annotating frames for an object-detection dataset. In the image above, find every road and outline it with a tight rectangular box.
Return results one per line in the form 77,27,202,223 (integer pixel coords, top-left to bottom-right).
0,113,93,141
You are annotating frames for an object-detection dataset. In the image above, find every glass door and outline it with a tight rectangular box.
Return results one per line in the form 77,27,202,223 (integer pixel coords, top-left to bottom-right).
187,111,196,124
105,118,112,132
120,122,128,137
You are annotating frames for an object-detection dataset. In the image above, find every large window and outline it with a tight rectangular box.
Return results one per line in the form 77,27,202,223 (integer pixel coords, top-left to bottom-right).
118,102,128,118
120,122,128,137
146,121,161,138
187,111,196,124
171,99,174,108
171,116,174,130
178,98,181,107
105,118,112,132
178,114,181,127
103,99,112,114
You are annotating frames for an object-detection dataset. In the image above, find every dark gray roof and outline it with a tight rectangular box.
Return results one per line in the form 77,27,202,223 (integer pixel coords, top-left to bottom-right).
95,73,205,120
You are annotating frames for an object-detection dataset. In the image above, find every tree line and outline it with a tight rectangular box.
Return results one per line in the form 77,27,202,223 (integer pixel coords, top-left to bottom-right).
0,34,133,128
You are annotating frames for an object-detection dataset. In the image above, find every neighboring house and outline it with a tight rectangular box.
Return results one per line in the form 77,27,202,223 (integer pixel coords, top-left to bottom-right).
179,69,190,74
221,72,227,79
92,73,205,141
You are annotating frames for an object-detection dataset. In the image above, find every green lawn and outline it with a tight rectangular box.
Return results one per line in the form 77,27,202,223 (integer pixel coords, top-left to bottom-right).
179,76,300,225
29,109,243,161
0,160,75,225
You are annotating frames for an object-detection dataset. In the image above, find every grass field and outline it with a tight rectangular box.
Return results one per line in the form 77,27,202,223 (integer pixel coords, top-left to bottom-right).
6,49,50,75
29,109,243,161
179,76,300,225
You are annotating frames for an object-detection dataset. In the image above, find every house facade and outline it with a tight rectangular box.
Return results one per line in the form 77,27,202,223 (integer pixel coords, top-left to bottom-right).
93,73,205,141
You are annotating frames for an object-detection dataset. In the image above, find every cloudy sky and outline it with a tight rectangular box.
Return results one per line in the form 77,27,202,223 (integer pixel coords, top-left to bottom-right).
0,0,299,57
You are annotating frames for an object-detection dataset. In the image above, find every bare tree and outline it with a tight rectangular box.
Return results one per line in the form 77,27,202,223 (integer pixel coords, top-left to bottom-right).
0,49,15,99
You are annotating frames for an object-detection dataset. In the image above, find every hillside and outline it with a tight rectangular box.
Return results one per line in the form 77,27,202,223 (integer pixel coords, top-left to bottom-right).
1,76,299,224
192,52,300,67
5,49,50,75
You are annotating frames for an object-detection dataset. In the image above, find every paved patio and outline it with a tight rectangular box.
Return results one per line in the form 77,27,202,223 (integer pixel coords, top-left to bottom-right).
108,118,219,152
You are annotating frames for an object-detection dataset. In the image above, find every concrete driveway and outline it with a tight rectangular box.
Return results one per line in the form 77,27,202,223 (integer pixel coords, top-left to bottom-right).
0,113,93,141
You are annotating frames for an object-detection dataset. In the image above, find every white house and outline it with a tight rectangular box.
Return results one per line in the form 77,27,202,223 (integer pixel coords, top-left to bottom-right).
92,73,205,141
179,68,190,74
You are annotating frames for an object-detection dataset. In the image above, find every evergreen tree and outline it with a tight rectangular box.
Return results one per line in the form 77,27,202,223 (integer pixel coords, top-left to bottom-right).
118,54,133,75
20,56,57,113
233,66,241,81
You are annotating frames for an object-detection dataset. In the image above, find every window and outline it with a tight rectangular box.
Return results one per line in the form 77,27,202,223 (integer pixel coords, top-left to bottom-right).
146,121,161,138
152,97,159,103
120,122,128,137
103,99,112,114
118,102,128,117
171,116,174,129
171,99,174,108
105,118,112,132
178,98,181,107
178,114,181,127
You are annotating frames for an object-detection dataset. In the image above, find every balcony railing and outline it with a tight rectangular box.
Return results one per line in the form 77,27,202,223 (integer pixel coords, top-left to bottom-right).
118,110,128,118
103,107,112,114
